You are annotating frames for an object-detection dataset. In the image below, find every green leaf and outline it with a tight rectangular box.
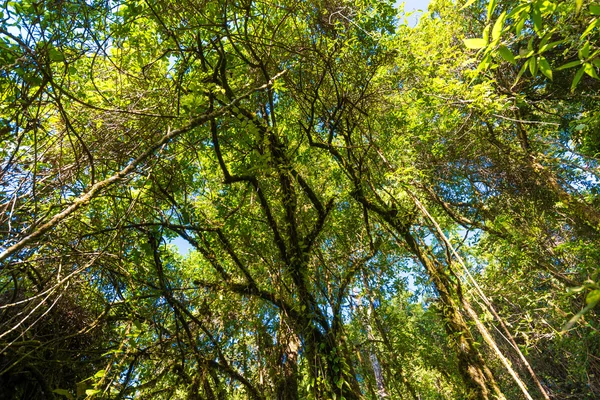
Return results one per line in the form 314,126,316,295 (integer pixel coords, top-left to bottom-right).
577,0,584,14
514,60,529,86
531,8,543,35
492,12,506,42
539,32,551,49
483,23,491,43
586,290,600,305
539,1,557,13
581,18,600,38
529,57,538,76
579,42,591,60
94,370,106,379
556,60,583,70
590,5,600,15
515,15,526,35
487,0,497,21
508,3,530,19
86,389,101,396
498,45,516,64
562,301,597,332
571,66,585,92
478,52,492,71
539,40,562,53
48,48,65,62
538,56,552,80
460,0,477,10
527,37,534,52
584,62,599,79
463,38,487,49
567,285,587,295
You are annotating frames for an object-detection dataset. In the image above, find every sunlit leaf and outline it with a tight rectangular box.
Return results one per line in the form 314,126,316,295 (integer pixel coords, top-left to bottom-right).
586,290,600,305
556,60,583,70
48,48,65,62
538,56,552,80
584,62,599,79
531,8,543,35
492,12,506,42
498,45,516,64
528,56,538,76
463,38,487,49
487,0,497,21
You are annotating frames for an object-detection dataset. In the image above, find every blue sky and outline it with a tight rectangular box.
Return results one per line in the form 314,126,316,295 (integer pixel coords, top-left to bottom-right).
402,0,431,11
400,0,431,26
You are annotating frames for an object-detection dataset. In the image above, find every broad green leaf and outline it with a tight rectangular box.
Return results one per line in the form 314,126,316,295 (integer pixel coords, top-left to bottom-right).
529,56,538,76
538,57,552,80
571,66,585,92
487,0,497,21
539,40,562,53
492,12,506,42
579,42,591,59
556,60,583,70
94,370,106,378
483,23,491,43
527,37,534,52
590,4,600,15
531,8,543,35
48,48,65,62
581,18,600,38
498,45,516,64
515,15,526,35
514,60,529,86
463,38,487,49
508,3,530,19
586,289,600,305
86,389,101,396
584,62,599,79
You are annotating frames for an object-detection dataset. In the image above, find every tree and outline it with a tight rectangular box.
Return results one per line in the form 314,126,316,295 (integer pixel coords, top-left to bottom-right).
1,0,599,399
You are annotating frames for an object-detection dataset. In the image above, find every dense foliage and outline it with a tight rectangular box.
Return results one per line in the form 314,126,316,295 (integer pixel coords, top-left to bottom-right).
1,0,599,399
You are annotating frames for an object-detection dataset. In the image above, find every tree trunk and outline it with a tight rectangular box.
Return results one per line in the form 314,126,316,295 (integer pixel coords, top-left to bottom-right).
276,323,299,400
402,231,504,400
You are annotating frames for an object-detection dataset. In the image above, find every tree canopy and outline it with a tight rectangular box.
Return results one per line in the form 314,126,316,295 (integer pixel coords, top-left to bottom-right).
1,0,599,399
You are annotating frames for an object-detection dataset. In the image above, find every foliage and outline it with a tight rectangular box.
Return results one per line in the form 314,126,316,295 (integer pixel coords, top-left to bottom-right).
1,0,599,399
